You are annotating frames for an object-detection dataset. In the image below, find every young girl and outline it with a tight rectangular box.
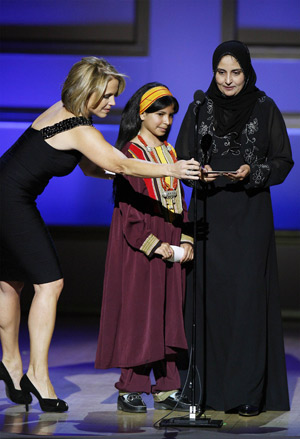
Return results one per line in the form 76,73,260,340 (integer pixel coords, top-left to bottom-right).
95,83,193,413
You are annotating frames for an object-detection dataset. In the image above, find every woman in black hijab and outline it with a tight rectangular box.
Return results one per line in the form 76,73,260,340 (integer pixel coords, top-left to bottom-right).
176,40,293,416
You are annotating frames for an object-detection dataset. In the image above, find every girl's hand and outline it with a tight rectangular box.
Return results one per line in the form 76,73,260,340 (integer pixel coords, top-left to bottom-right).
180,243,194,263
154,242,174,260
224,164,250,181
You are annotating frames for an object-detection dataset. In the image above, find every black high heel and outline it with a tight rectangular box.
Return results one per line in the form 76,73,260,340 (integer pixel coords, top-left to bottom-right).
0,361,32,406
20,374,68,412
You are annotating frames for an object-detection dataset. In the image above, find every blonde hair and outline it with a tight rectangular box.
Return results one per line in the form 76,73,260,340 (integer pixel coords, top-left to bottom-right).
61,57,126,117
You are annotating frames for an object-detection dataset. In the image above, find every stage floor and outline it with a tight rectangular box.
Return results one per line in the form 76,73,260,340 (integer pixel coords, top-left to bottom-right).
0,315,299,439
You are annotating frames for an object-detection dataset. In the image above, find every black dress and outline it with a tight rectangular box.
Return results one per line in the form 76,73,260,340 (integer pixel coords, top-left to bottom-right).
0,117,92,284
175,95,293,412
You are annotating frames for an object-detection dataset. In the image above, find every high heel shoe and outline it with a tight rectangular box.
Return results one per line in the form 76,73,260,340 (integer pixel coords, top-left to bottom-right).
0,361,32,406
20,374,68,412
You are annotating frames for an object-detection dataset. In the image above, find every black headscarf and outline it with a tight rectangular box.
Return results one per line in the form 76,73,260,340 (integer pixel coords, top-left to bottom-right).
206,40,265,138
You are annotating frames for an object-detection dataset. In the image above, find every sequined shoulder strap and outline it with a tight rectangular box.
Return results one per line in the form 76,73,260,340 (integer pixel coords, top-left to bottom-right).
40,116,93,139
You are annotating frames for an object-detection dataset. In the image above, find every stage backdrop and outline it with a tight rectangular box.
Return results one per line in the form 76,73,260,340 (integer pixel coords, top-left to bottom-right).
0,0,299,314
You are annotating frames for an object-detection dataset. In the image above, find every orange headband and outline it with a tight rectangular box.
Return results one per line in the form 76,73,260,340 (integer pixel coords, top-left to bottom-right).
139,86,173,114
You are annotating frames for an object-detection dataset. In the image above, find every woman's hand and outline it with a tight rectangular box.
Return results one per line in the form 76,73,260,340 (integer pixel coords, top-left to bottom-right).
224,164,250,181
180,243,194,263
154,242,173,260
171,158,200,180
201,165,218,182
201,164,250,182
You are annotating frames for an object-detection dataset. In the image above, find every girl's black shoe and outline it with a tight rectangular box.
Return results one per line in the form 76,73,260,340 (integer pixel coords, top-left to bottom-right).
0,361,32,406
153,391,190,411
20,374,68,412
117,393,147,413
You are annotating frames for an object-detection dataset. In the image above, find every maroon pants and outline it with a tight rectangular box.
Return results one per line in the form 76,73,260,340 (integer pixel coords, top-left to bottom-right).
115,356,180,394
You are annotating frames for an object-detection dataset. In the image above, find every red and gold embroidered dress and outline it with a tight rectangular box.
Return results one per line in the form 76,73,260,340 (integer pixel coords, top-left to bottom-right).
95,141,193,369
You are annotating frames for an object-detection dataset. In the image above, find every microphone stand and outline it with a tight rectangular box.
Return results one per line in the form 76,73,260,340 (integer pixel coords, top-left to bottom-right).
160,96,223,428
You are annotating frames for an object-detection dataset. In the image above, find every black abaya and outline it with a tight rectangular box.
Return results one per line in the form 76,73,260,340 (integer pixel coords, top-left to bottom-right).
175,95,293,411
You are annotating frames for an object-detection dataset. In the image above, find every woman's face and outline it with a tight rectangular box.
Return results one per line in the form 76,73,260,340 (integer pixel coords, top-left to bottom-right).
215,55,245,97
140,104,175,138
87,78,119,118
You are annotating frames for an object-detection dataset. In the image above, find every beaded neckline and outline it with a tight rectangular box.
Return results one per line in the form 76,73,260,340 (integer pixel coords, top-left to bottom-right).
39,116,93,139
137,134,178,201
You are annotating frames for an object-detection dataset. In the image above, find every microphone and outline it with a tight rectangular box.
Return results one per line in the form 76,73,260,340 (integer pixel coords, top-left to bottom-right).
201,134,212,165
193,90,209,166
192,90,205,164
194,90,205,106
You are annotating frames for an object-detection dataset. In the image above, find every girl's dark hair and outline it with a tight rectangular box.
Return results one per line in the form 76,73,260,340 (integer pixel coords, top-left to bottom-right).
115,82,179,150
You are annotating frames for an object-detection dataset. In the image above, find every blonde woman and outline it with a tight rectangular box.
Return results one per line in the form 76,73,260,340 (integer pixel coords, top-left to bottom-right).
0,58,200,413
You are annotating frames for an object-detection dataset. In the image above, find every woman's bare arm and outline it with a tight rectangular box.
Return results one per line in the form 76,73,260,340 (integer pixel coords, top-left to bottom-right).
74,127,200,180
79,156,115,179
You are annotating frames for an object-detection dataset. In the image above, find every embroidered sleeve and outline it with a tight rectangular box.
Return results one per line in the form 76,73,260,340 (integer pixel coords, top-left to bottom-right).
117,176,161,257
180,233,194,245
247,162,272,187
244,99,293,189
140,234,161,257
113,151,162,258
